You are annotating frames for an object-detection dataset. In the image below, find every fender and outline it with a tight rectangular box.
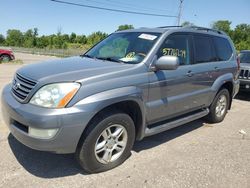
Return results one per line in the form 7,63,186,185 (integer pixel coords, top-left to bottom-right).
208,73,234,105
75,86,146,139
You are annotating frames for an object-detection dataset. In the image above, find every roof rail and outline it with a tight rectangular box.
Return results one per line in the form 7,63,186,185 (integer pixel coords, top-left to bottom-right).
158,26,182,28
185,26,226,35
157,25,227,35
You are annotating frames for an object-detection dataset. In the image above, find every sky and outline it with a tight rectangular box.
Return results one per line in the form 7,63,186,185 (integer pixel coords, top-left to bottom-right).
1,0,250,36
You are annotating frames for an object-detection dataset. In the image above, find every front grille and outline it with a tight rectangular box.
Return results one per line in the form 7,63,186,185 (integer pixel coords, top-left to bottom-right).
11,73,37,101
239,69,250,80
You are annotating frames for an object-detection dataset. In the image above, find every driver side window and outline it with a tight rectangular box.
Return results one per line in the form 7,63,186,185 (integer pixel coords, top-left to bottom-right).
157,34,191,65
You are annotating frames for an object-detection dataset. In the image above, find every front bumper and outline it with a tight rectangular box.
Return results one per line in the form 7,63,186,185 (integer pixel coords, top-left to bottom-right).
233,79,240,97
239,79,250,91
1,84,95,154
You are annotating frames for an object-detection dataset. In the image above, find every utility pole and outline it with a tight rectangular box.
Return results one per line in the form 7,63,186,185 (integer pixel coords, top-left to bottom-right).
177,0,184,26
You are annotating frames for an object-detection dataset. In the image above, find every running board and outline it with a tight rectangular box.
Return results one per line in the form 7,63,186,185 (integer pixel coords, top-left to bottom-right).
145,108,209,137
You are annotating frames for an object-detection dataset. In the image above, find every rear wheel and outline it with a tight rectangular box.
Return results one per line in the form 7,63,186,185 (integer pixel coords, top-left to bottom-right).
0,55,11,63
75,112,135,173
206,89,230,123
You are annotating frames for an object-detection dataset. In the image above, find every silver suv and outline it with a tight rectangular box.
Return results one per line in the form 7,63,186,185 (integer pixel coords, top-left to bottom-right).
238,50,250,91
1,26,240,173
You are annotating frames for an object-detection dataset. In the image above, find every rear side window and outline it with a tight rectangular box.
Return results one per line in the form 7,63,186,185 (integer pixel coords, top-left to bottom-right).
157,34,191,65
193,35,215,63
213,37,232,61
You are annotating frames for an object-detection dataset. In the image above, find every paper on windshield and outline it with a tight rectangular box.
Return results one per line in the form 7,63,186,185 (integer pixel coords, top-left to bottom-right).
138,33,157,41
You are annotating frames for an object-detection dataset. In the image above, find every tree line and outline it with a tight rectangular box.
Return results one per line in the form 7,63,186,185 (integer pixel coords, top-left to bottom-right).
182,20,250,51
0,21,249,51
211,20,250,51
0,24,134,50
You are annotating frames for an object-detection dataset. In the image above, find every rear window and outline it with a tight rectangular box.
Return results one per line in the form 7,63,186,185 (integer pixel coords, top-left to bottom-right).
213,37,232,61
193,35,215,63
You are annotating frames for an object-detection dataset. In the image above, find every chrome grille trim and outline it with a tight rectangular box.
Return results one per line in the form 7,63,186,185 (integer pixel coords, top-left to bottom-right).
239,69,250,80
11,73,37,102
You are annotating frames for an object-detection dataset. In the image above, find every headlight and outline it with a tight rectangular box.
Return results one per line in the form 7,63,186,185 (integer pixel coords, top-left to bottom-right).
30,83,80,108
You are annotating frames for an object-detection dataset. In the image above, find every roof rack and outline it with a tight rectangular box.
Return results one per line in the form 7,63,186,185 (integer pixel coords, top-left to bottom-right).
157,26,182,28
157,25,226,35
186,26,226,35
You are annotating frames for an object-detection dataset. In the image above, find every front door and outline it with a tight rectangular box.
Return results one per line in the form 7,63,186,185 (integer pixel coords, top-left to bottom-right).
146,33,198,124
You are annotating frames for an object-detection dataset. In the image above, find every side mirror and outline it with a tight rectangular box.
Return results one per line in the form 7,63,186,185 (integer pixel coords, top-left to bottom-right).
155,55,179,70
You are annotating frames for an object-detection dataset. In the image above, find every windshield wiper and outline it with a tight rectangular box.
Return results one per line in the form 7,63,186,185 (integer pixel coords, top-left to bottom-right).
96,57,124,63
81,54,94,59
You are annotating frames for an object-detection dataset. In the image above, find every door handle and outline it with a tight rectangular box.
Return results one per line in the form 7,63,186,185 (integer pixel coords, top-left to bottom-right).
186,71,194,77
214,67,220,72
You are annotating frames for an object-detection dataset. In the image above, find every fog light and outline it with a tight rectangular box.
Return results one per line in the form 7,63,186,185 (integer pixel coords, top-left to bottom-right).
28,127,58,139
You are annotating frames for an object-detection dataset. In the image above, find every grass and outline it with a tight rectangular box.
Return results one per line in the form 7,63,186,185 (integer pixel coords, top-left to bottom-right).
0,59,24,64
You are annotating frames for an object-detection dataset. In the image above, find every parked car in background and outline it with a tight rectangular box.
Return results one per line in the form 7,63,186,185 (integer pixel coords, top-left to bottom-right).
0,48,15,62
2,26,239,173
238,50,250,91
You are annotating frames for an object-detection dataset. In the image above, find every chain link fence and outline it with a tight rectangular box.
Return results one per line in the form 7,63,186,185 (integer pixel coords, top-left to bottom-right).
0,46,87,57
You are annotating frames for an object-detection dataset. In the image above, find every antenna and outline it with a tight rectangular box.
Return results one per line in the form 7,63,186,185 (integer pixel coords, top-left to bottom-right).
177,0,184,26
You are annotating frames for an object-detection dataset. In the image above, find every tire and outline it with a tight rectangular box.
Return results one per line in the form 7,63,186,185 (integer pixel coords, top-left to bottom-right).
206,89,230,123
0,55,11,63
75,111,135,173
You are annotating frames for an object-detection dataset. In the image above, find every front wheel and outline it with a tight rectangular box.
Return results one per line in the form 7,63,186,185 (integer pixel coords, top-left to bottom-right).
206,89,230,123
75,112,135,173
0,55,11,63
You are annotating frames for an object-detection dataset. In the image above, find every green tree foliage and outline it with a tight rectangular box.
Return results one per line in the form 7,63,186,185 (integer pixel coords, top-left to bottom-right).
211,20,250,51
1,28,107,50
117,24,134,31
70,32,77,43
6,29,23,46
1,22,249,51
0,34,5,45
87,31,108,46
212,20,232,34
181,21,195,27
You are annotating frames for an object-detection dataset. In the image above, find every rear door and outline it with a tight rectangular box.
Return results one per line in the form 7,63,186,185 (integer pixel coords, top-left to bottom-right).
185,34,218,108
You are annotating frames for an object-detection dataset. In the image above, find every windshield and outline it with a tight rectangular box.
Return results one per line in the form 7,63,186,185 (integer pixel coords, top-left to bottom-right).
239,52,250,63
84,32,161,64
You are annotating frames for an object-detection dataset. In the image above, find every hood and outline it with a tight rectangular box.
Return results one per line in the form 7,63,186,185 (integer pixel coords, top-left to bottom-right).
17,56,132,82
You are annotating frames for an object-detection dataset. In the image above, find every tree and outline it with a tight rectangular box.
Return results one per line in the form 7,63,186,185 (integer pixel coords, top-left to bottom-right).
87,31,108,46
23,29,34,48
233,24,250,51
75,35,87,44
70,32,77,43
36,35,49,48
0,34,5,45
33,28,38,47
181,21,195,27
117,24,134,31
211,20,232,35
6,29,23,46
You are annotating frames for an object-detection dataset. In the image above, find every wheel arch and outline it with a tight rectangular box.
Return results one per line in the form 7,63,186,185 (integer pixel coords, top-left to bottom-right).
75,86,147,150
211,73,234,110
0,53,11,58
